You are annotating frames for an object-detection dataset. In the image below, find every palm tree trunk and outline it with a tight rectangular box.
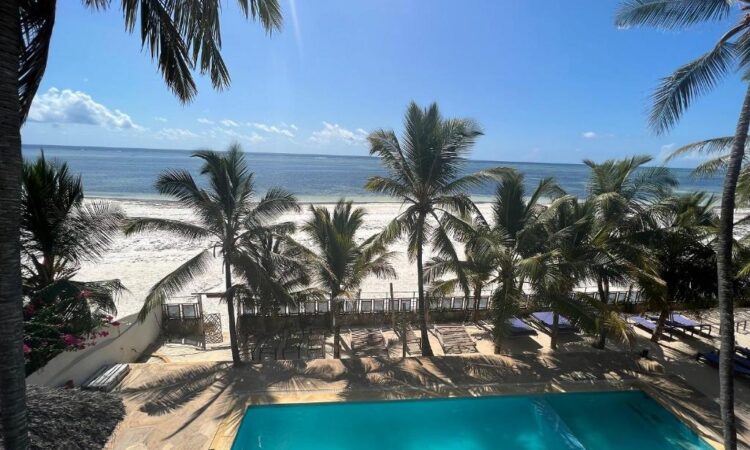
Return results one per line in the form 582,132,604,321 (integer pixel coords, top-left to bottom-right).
331,293,340,359
471,285,481,323
225,259,241,365
416,230,433,356
715,84,750,450
651,307,669,343
551,310,559,350
0,3,29,448
594,277,607,349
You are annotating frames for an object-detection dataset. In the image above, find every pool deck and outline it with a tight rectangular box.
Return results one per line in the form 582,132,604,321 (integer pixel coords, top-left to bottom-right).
106,350,743,450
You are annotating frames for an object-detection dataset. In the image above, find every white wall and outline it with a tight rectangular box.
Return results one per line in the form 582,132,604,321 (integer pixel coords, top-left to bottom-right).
26,308,162,387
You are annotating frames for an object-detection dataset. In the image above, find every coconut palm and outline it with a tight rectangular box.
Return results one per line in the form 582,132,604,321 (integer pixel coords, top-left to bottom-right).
1,2,283,446
21,154,124,290
21,154,126,372
584,156,676,348
478,170,562,349
232,229,324,332
637,192,718,341
124,145,298,365
615,2,750,445
303,200,395,358
366,102,506,356
522,196,634,350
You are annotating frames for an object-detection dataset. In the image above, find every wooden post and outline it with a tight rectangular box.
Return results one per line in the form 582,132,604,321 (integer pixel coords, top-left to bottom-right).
402,319,407,358
390,283,396,330
197,294,206,350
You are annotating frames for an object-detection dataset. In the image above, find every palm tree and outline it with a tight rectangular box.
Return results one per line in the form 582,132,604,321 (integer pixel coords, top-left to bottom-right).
303,200,395,358
1,2,283,446
21,154,124,290
21,154,126,372
232,229,324,333
124,145,298,365
583,156,676,348
479,170,562,349
615,2,750,445
522,196,634,350
365,102,505,356
638,192,718,341
424,223,498,323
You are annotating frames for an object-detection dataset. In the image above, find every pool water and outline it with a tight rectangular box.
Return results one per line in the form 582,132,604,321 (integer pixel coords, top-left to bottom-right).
231,390,713,450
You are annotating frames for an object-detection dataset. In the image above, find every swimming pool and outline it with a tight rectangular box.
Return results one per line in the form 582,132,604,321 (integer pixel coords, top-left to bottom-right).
231,390,713,449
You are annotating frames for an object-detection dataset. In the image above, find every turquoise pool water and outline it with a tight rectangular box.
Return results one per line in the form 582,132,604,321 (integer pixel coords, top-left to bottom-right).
231,390,713,450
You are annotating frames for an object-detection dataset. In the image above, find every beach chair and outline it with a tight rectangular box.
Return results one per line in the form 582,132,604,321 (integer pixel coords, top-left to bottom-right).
650,313,712,337
507,317,537,336
434,324,478,354
531,311,577,334
697,351,750,376
82,364,130,391
350,328,387,357
629,315,673,340
304,329,326,359
402,326,422,356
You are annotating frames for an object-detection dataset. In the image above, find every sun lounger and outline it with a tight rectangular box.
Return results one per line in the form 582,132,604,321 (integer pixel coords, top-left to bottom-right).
697,351,750,376
304,329,326,359
82,364,130,391
399,326,422,356
350,328,387,357
507,317,537,336
531,311,577,333
651,313,712,336
629,315,673,339
434,324,478,354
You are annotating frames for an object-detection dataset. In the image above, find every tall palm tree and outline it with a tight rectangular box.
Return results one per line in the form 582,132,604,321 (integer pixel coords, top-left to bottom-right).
1,2,283,446
365,102,505,356
615,2,750,445
638,192,718,341
303,200,395,358
124,145,298,365
584,156,676,348
478,170,562,349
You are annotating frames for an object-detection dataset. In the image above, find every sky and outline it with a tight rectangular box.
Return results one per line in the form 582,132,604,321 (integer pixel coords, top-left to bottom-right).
20,0,750,167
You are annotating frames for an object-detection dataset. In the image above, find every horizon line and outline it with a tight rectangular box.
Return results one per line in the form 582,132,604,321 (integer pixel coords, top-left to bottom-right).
22,142,701,170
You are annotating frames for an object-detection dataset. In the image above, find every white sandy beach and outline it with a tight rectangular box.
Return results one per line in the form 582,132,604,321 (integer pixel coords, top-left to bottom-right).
76,199,496,325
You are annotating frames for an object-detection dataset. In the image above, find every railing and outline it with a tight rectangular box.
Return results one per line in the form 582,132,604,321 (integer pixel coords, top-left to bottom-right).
237,288,645,317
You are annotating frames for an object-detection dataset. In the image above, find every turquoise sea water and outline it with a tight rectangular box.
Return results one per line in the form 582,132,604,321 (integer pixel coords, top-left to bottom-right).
231,391,712,450
22,145,723,202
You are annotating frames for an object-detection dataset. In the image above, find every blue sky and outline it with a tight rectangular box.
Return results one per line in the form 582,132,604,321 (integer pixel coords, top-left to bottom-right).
20,1,750,166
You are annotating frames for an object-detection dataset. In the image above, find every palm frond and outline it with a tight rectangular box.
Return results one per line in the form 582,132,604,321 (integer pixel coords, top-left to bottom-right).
138,250,213,321
650,42,736,134
615,0,732,30
19,0,56,122
123,217,210,240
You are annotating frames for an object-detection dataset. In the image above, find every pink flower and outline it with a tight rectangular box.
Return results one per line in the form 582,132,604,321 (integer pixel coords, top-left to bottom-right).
62,334,83,347
98,331,109,338
111,321,120,327
23,344,31,354
78,290,91,300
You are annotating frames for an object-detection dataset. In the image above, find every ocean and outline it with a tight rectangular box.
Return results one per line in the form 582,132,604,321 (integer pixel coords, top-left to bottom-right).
21,144,723,202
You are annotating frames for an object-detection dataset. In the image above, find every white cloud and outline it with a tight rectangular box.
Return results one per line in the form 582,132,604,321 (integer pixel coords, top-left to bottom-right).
249,122,295,138
28,87,140,129
154,116,168,122
207,127,265,144
581,131,597,139
156,128,199,140
197,118,214,125
309,122,368,145
220,119,241,127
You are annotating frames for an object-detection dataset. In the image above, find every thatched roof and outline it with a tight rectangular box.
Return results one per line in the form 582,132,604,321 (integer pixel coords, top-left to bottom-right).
1,385,125,449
